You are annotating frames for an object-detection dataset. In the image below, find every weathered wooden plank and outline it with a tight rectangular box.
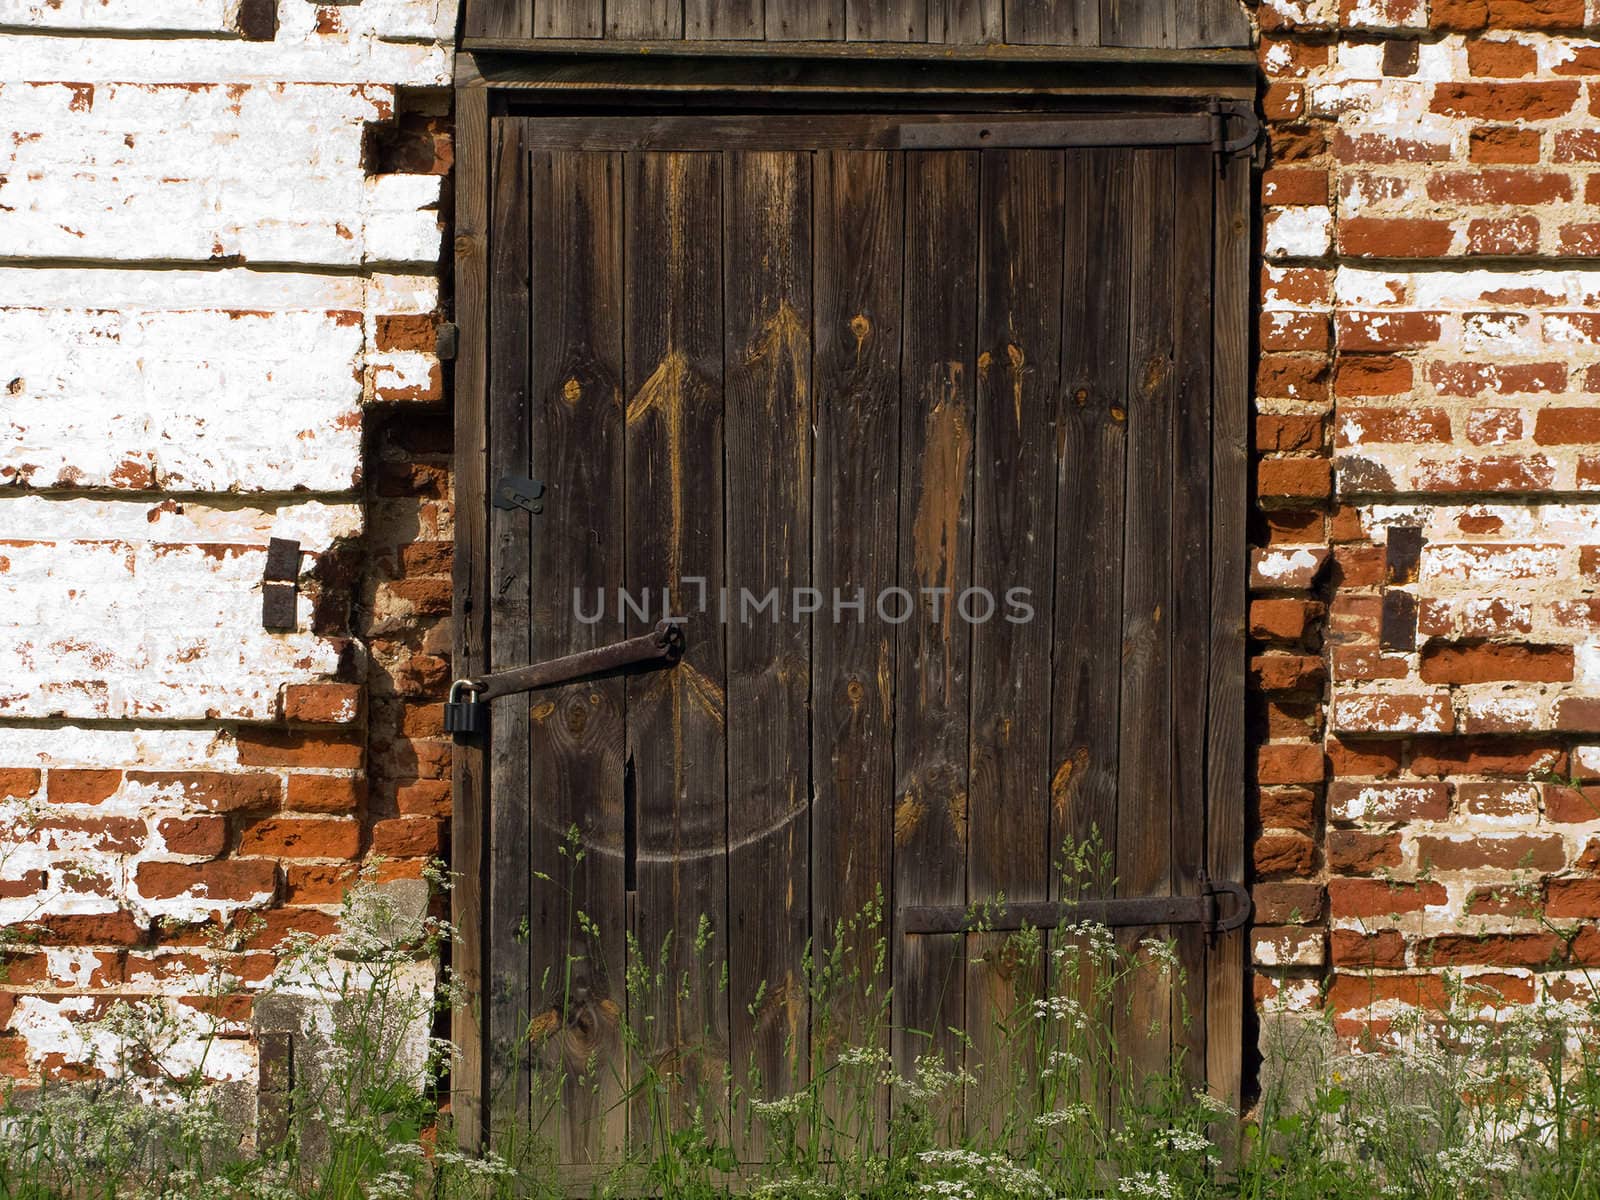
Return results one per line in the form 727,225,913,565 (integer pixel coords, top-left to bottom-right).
606,0,683,39
466,0,530,39
1113,147,1176,1091
1050,147,1133,1121
765,0,847,39
1005,0,1096,44
1169,144,1213,1092
846,0,924,41
526,145,629,1164
450,83,490,1153
893,149,977,1085
622,151,729,1145
930,0,1002,42
965,148,1064,1136
1189,0,1251,48
485,118,533,1140
687,0,762,38
533,0,600,37
1206,153,1250,1115
1101,0,1175,47
723,150,813,1146
811,149,902,1116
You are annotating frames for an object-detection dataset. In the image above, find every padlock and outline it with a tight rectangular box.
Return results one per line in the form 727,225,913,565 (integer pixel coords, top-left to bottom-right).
443,680,488,737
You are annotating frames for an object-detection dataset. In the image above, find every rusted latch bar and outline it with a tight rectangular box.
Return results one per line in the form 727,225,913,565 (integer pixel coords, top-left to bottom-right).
900,878,1251,937
446,620,685,736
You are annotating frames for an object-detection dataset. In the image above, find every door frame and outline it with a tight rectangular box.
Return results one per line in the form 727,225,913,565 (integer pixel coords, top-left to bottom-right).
450,49,1258,1150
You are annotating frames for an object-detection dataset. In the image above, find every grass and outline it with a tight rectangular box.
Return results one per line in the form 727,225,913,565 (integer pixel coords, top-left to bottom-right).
8,841,1600,1198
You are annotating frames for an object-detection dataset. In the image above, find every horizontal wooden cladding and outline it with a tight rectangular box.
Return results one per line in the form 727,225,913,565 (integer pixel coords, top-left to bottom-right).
461,35,1258,62
499,111,1227,151
464,0,1251,49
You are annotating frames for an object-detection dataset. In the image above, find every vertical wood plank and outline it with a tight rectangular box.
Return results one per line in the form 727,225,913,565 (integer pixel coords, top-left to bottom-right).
687,0,762,37
607,0,684,39
966,148,1064,1135
846,0,925,41
1050,148,1132,1119
811,149,902,1116
893,150,977,1084
930,0,1002,43
765,0,842,38
466,0,531,39
533,0,601,37
526,147,629,1164
486,118,532,1140
1100,0,1174,47
450,83,490,1154
623,150,729,1146
1004,0,1097,45
1189,0,1251,48
1206,154,1250,1116
1169,144,1213,1092
724,150,813,1145
1113,148,1177,1090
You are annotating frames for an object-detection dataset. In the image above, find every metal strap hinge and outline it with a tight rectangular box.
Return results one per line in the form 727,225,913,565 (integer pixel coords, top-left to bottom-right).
900,877,1251,938
445,619,685,736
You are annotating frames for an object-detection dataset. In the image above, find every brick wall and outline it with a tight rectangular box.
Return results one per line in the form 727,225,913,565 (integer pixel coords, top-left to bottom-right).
0,0,455,1091
1253,0,1600,1041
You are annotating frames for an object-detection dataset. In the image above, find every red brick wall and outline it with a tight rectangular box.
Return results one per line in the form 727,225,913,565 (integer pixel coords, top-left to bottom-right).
1253,0,1600,1035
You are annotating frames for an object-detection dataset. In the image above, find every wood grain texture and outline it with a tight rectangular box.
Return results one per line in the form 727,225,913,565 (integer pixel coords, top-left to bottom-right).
466,0,530,40
525,146,629,1164
486,119,533,1139
450,83,490,1152
846,0,924,41
764,0,844,39
929,0,1001,42
687,0,762,37
533,0,600,37
1206,155,1250,1114
965,148,1065,1136
1113,148,1176,1088
811,149,903,1117
1169,144,1213,1091
622,150,729,1143
1101,0,1174,47
606,0,683,39
1005,0,1097,45
723,150,813,1147
1189,0,1251,47
892,149,977,1084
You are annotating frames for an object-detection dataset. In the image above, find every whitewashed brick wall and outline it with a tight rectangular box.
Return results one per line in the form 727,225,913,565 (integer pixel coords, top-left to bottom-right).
0,0,454,1089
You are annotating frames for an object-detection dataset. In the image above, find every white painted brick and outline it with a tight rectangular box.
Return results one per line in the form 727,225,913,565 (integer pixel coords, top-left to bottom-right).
2,307,363,492
0,0,240,34
1264,206,1333,261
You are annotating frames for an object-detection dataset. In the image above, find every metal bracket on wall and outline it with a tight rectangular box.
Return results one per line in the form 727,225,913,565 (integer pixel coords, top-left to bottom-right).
261,537,301,631
900,876,1252,938
1209,99,1260,162
493,475,545,515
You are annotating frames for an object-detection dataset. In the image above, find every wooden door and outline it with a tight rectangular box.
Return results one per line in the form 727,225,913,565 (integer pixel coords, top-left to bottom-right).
469,110,1248,1166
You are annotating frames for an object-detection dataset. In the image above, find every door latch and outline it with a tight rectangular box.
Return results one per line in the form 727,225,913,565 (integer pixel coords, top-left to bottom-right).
493,475,546,515
445,619,686,738
899,875,1252,938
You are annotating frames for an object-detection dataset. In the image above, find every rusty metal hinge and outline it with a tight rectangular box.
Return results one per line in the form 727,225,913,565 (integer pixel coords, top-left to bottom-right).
899,876,1251,938
445,619,685,736
435,322,459,361
1209,99,1259,160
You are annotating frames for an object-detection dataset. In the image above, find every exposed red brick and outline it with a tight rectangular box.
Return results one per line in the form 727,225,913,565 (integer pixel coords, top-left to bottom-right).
1250,598,1324,642
1418,641,1573,683
1335,406,1450,444
1258,786,1317,833
283,863,361,905
1410,737,1565,777
1327,830,1403,873
1415,833,1565,871
370,817,442,857
125,771,281,812
1418,933,1564,968
46,769,121,805
1328,878,1446,917
1467,38,1538,76
26,911,144,947
1430,81,1580,120
1469,126,1541,163
395,779,451,817
1253,881,1326,925
1258,458,1332,499
1256,412,1325,450
136,860,277,903
1335,355,1413,396
1257,742,1325,785
282,683,363,725
1340,218,1454,257
1254,833,1315,876
156,816,227,858
0,768,40,800
237,817,361,859
285,774,365,814
1427,169,1571,204
374,314,436,354
1326,736,1403,777
1466,216,1539,255
1331,929,1407,969
235,730,363,769
1327,779,1451,823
